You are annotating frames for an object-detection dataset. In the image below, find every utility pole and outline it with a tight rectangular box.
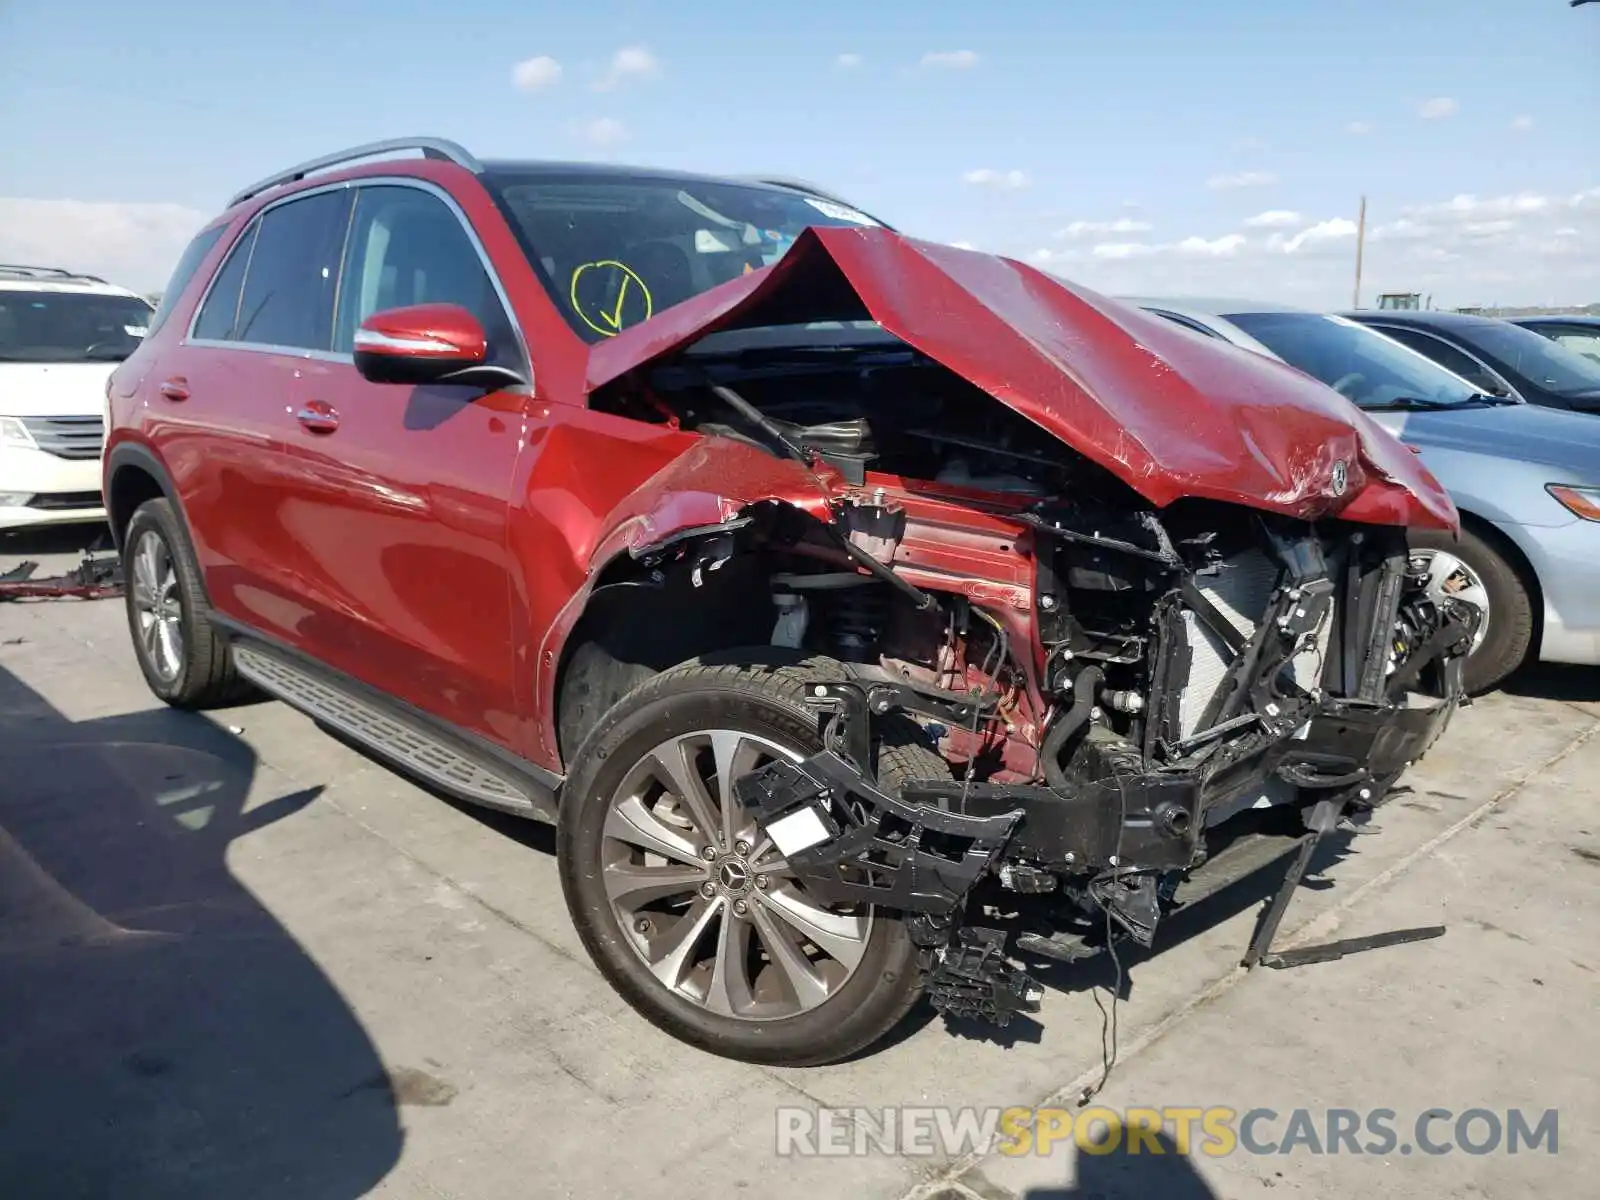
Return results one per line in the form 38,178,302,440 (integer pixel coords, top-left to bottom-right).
1352,195,1367,309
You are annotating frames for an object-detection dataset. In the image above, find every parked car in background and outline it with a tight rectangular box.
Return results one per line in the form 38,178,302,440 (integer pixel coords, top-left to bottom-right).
1511,314,1600,366
101,139,1476,1065
0,265,153,531
1342,309,1600,415
1129,298,1600,692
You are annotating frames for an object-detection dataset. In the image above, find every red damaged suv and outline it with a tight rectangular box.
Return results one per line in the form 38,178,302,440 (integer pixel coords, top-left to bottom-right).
106,138,1478,1064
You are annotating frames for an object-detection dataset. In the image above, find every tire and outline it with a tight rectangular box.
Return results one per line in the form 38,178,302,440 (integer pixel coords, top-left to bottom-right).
122,498,251,709
1408,526,1534,694
557,649,951,1065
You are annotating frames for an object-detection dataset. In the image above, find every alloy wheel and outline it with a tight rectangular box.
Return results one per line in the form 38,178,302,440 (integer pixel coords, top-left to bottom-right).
131,529,185,682
1410,548,1491,653
600,730,872,1021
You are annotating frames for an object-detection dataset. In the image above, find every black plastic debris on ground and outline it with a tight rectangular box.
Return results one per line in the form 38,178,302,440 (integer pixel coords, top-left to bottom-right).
0,552,124,602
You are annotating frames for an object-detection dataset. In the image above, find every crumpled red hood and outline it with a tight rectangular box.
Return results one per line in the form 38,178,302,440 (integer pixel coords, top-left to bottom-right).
587,226,1457,532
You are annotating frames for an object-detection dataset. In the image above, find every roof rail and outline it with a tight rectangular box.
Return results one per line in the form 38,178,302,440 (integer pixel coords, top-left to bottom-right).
227,137,484,209
0,264,107,284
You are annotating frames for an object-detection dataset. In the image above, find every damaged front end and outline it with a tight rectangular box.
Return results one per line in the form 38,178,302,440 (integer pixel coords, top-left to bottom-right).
578,224,1479,1030
732,506,1479,1027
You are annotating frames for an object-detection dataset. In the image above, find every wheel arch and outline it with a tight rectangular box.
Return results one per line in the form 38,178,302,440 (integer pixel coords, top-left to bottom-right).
1456,508,1545,651
105,442,179,552
548,515,788,766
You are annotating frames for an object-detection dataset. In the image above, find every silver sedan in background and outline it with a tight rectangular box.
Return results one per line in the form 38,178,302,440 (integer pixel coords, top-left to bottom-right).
1123,297,1600,692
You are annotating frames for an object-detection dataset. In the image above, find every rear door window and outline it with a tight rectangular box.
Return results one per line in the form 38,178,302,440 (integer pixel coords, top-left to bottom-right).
1375,327,1512,395
234,190,353,351
1551,328,1600,365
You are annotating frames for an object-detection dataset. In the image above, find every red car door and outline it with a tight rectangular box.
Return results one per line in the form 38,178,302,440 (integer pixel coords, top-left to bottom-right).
147,192,353,647
277,182,528,747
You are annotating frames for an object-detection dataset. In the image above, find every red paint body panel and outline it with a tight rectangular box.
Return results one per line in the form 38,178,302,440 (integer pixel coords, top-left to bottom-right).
275,359,527,744
107,155,1458,784
588,226,1458,533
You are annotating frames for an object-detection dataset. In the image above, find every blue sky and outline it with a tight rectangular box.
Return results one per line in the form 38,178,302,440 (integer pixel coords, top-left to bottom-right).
2,0,1596,305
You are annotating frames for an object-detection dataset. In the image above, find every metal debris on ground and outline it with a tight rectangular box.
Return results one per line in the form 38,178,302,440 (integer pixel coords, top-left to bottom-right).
0,553,125,602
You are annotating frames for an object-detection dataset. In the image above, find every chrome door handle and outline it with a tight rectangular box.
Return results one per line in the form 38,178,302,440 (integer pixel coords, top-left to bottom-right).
296,403,339,433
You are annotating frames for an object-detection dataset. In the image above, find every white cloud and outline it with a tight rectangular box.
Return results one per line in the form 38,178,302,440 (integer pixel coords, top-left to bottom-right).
962,168,1029,189
1409,192,1551,220
1510,115,1535,132
1031,183,1600,308
1419,96,1459,120
1346,121,1373,135
574,117,628,148
1177,233,1247,257
1207,170,1278,190
592,45,660,91
1280,217,1357,253
921,50,980,69
0,197,210,294
511,55,563,92
1243,210,1302,229
1091,242,1157,260
835,53,863,69
1056,217,1152,238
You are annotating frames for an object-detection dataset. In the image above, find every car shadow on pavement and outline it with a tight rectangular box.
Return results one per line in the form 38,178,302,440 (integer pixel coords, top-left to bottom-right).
1018,1130,1219,1198
0,665,402,1200
1502,660,1600,705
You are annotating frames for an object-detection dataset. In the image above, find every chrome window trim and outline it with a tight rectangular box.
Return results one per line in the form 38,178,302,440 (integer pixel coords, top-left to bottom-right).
182,175,531,386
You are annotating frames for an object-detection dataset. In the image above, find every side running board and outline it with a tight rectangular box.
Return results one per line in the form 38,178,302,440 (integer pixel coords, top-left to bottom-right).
231,642,556,820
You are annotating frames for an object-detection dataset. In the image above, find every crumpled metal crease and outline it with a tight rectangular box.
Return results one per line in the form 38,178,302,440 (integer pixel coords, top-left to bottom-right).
587,226,1457,533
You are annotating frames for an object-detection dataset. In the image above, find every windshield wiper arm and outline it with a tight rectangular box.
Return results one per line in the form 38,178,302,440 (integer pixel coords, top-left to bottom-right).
1367,395,1460,411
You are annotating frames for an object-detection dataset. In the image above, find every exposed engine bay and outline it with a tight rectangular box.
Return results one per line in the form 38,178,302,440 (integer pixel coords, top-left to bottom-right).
595,332,1483,1027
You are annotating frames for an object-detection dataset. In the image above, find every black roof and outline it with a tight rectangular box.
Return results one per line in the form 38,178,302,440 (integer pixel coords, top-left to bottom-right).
1509,314,1600,328
1340,310,1514,330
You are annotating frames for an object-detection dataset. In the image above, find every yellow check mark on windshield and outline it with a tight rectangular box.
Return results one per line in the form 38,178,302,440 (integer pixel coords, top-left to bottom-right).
601,277,631,330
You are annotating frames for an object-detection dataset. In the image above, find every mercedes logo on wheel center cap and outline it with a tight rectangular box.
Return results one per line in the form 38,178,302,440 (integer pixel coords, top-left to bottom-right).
717,859,750,892
1329,459,1349,497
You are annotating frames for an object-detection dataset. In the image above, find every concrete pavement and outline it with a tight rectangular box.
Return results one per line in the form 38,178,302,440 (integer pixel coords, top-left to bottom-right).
2,526,1595,1199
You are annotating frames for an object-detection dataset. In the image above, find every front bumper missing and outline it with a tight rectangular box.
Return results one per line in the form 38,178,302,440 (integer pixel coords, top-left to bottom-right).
732,677,1462,1029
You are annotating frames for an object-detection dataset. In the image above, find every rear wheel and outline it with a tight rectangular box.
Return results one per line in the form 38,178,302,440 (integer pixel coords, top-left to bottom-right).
1408,526,1532,694
557,651,950,1065
122,498,251,709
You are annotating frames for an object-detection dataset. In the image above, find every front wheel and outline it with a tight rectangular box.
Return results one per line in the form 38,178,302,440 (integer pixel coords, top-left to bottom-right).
557,651,950,1065
1408,527,1532,694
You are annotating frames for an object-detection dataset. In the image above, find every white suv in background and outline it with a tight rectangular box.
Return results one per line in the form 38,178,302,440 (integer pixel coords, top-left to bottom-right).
1,265,154,531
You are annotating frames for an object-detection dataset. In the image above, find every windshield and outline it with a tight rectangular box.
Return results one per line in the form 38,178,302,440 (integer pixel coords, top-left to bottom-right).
1452,320,1600,397
0,290,153,362
485,172,884,344
1224,311,1486,409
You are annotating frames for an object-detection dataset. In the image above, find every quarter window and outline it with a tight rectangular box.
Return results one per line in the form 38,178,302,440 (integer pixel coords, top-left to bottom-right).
334,185,519,368
191,223,258,342
234,190,353,351
147,224,225,336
